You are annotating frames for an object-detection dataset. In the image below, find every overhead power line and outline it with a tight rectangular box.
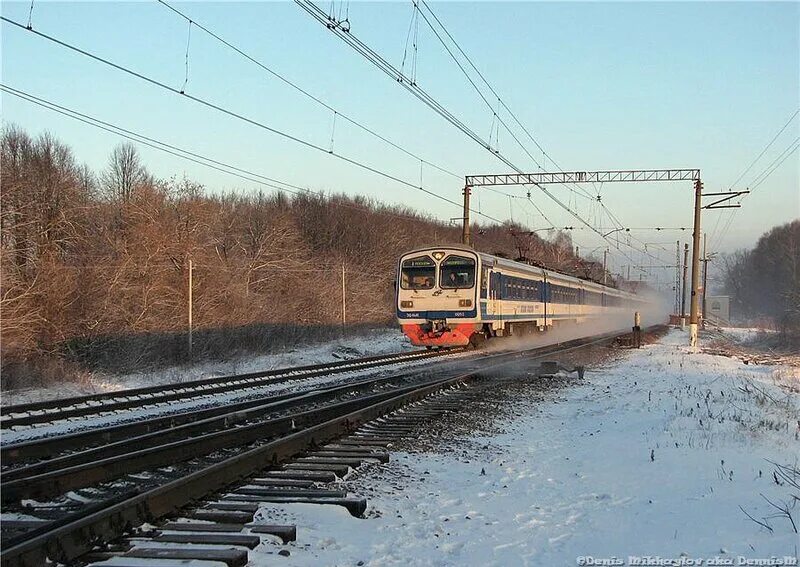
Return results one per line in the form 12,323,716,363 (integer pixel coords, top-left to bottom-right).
294,0,659,264
407,0,704,272
415,0,596,203
0,15,504,224
1,83,452,224
749,136,800,190
156,0,462,182
709,109,800,250
728,109,799,191
712,134,800,251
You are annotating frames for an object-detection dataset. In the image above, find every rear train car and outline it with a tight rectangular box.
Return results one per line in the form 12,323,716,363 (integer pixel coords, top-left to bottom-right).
396,245,645,348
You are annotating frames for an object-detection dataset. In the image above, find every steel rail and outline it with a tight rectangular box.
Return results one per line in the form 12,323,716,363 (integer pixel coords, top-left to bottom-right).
1,347,464,428
2,333,571,499
0,374,473,567
1,327,618,465
1,326,659,566
1,365,433,465
0,370,442,490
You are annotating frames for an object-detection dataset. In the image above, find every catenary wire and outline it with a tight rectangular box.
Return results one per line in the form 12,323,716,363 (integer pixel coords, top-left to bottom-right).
156,0,463,182
0,15,505,224
1,84,470,224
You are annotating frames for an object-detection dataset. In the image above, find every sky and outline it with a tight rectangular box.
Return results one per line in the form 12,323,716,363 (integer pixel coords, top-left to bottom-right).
2,1,798,289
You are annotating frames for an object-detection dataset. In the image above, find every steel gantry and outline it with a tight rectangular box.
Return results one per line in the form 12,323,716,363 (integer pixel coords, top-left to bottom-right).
464,169,701,188
461,168,747,347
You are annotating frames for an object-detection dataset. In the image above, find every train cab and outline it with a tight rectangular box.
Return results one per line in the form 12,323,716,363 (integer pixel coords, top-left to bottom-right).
396,246,483,347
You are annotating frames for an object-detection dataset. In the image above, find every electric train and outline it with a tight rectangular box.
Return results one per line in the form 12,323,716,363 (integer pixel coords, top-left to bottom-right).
396,245,646,348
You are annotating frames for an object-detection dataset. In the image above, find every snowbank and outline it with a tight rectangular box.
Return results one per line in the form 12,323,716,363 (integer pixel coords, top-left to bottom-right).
250,329,800,566
1,328,413,407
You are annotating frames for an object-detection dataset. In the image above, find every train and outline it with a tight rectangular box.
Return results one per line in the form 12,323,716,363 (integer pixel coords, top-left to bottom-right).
396,245,647,348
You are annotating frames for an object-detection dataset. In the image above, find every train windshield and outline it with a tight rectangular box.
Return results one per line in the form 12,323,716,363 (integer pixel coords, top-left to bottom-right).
440,255,476,289
400,256,436,289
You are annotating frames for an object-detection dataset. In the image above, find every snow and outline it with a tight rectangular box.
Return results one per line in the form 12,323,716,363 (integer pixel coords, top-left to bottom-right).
0,347,460,445
1,327,413,407
1,329,442,444
246,329,800,566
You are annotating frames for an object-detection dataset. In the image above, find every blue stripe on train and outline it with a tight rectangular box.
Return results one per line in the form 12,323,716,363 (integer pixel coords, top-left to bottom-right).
397,309,477,319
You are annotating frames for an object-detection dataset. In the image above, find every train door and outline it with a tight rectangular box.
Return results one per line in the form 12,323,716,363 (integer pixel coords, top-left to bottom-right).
480,266,491,320
490,272,502,324
542,274,548,329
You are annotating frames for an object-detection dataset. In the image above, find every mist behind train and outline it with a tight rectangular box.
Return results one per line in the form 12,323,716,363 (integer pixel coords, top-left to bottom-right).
485,290,670,353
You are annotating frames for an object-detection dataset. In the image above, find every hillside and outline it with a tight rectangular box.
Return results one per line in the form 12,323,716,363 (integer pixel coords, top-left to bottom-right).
1,127,603,387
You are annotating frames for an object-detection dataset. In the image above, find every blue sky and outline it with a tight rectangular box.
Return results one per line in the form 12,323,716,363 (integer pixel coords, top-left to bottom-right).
2,1,798,284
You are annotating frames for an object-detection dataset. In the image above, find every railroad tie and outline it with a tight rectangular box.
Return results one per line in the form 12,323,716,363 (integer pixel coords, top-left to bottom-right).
309,449,390,462
248,477,317,487
294,456,366,467
160,521,297,544
122,547,248,567
261,469,337,482
209,495,368,517
283,462,351,476
153,532,262,549
260,469,336,484
229,488,349,499
348,434,404,442
247,524,298,543
336,438,394,447
161,521,246,532
189,509,255,524
359,425,414,434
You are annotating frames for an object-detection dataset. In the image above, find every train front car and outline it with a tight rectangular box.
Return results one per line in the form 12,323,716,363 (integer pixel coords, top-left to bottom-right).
396,247,482,348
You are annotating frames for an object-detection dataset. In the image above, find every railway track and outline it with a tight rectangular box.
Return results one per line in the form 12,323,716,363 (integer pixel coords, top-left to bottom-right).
0,347,466,430
0,327,651,567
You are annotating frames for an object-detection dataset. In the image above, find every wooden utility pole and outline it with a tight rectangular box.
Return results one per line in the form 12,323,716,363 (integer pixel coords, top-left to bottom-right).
689,179,703,347
341,263,346,326
188,259,193,359
461,185,471,246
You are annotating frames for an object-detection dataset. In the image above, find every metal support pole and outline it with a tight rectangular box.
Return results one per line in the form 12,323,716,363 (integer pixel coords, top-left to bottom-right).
602,249,608,285
689,178,703,347
632,311,642,348
681,243,689,322
675,240,681,315
188,259,193,359
341,262,346,326
461,185,471,246
701,233,708,328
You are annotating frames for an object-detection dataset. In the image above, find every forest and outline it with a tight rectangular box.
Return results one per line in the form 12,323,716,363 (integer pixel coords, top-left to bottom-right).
721,219,800,336
1,126,604,388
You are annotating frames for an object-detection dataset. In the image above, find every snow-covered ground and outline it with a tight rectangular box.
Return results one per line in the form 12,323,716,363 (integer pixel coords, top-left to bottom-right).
1,328,413,407
249,329,800,566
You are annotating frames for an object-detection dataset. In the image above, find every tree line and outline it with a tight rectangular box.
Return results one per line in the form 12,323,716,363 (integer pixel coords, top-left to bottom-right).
721,220,800,334
1,126,602,387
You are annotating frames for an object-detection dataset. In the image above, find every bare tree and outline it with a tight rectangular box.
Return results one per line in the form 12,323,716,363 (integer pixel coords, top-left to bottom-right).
722,220,800,332
101,142,149,202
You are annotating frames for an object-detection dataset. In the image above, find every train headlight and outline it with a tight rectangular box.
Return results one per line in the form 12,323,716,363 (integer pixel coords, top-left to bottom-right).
400,300,414,308
458,299,472,308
